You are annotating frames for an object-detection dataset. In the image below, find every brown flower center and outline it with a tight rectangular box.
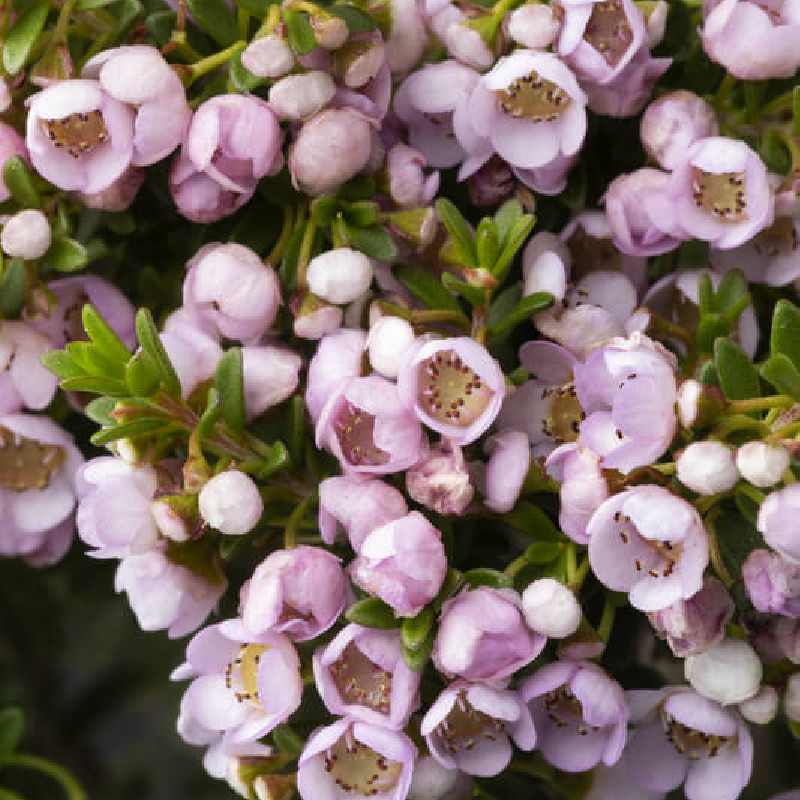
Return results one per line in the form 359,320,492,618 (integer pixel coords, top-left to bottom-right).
418,349,494,428
335,401,389,467
566,225,622,280
0,426,66,492
330,642,393,715
496,71,572,123
691,168,748,223
661,710,733,759
437,691,504,754
614,511,681,578
42,111,109,159
543,686,599,735
324,732,402,795
583,0,634,67
753,216,798,257
225,643,270,707
541,383,585,445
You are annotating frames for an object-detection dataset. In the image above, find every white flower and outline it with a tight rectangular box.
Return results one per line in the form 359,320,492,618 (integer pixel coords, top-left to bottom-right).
307,248,374,304
684,638,762,705
1,209,51,259
522,578,582,638
367,316,416,379
736,441,790,487
676,441,739,495
199,470,263,536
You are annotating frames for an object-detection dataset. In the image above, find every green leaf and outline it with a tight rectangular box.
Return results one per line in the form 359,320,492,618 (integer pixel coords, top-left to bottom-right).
40,350,84,380
493,199,523,248
0,708,24,758
215,348,246,431
112,0,144,38
135,308,182,397
345,597,400,628
401,630,434,671
287,395,305,467
401,607,434,651
60,375,131,396
145,9,177,46
84,396,117,426
283,7,316,54
770,299,800,369
762,353,800,400
343,201,380,228
244,440,289,480
463,568,513,590
310,197,342,227
440,272,485,307
198,387,221,439
697,272,714,314
67,340,124,378
697,358,720,388
2,1,49,75
2,156,42,209
45,236,89,272
491,213,535,284
272,725,306,757
714,338,760,401
279,221,306,293
432,567,464,611
486,284,521,332
233,0,272,14
502,501,561,540
343,222,398,262
90,416,173,446
761,128,791,174
167,537,225,584
76,0,119,9
476,219,500,271
229,49,264,92
83,304,132,364
524,540,564,564
696,313,730,355
329,3,377,31
435,198,477,268
0,257,27,318
489,291,553,337
393,264,461,313
713,269,749,318
186,0,239,45
125,351,161,397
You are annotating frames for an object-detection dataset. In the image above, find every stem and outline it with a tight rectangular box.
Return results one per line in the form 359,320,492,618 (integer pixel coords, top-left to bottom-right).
267,205,295,266
597,594,617,643
189,41,246,84
255,3,282,37
565,541,577,585
0,790,26,800
704,507,735,589
284,495,315,548
52,0,80,44
755,89,796,120
713,73,737,108
770,420,800,440
728,395,794,414
710,414,769,440
0,754,87,800
736,481,766,506
296,218,318,290
774,127,800,171
237,7,251,39
651,461,676,475
504,553,529,579
569,555,591,591
410,308,472,332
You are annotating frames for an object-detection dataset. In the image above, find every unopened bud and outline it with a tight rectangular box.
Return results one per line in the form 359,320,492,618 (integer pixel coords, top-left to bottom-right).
785,672,800,722
385,207,438,249
407,756,459,800
367,315,415,379
445,20,493,71
638,0,668,47
335,39,385,88
676,441,739,495
311,12,349,49
736,441,790,488
506,3,561,49
307,248,374,304
677,379,727,429
241,34,295,78
292,292,343,340
199,470,263,536
253,773,297,800
522,578,582,639
151,493,197,542
738,685,779,725
269,71,336,121
1,209,51,259
684,638,763,705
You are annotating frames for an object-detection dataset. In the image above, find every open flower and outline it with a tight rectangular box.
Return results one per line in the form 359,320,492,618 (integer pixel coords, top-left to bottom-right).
742,549,800,617
306,328,367,424
757,483,800,563
0,321,59,414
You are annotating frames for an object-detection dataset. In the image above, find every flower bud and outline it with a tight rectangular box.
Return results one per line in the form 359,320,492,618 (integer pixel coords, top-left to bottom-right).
386,144,439,209
335,39,385,89
1,209,51,260
522,578,582,639
736,441,790,488
506,3,561,49
676,441,739,495
684,638,763,705
676,379,727,428
307,248,373,304
785,672,800,722
268,71,336,121
293,293,343,340
151,493,197,542
445,21,493,71
80,166,144,212
241,35,295,78
639,0,668,47
407,756,460,800
367,315,415,379
738,685,779,725
311,12,349,49
198,470,263,536
405,440,474,516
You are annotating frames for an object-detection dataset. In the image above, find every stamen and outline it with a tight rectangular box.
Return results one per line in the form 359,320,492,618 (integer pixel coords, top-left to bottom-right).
583,0,634,67
496,71,572,123
330,643,393,714
326,732,402,795
0,426,66,492
335,401,390,466
437,691,505,755
42,110,109,159
691,167,748,222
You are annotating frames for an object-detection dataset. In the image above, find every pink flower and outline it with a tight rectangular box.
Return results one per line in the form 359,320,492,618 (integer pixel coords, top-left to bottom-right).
350,511,448,616
0,413,83,566
313,624,421,727
385,144,440,208
0,122,29,203
405,439,474,516
26,79,135,193
169,152,250,223
239,546,348,641
506,3,562,50
79,166,144,211
587,485,708,612
385,0,427,73
397,337,505,446
0,321,59,414
241,346,301,421
743,549,800,617
758,483,800,564
479,430,530,513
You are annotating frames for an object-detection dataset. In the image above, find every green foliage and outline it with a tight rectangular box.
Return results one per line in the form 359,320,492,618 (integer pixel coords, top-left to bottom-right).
0,708,25,758
2,157,42,209
215,348,246,431
763,300,800,399
0,258,27,319
186,0,239,46
394,264,462,313
714,338,760,401
283,7,316,54
2,1,49,74
345,597,401,629
463,568,513,590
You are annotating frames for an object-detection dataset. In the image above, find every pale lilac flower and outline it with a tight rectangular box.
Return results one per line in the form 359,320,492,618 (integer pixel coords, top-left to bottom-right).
199,471,263,536
506,4,562,50
480,430,530,513
183,243,281,342
394,61,480,169
306,328,368,424
82,45,190,166
297,719,416,800
434,587,546,684
522,579,582,638
367,316,416,380
604,169,683,257
240,546,347,641
743,549,800,617
316,375,424,474
649,577,734,657
423,0,494,70
676,441,739,495
170,152,250,223
1,209,50,260
575,333,677,472
160,309,224,399
406,439,474,516
408,756,473,800
0,321,59,413
289,109,373,196
558,0,647,85
0,413,83,565
335,34,386,89
0,122,29,203
240,345,301,422
640,91,718,171
307,248,374,304
738,685,778,725
676,379,727,430
643,136,774,250
385,0,427,73
397,337,505,446
644,0,669,46
241,34,295,78
313,624,421,727
318,475,407,549
521,661,628,772
26,79,134,193
701,0,800,79
293,297,343,340
586,485,708,612
174,618,302,746
385,144,440,208
624,687,753,800
758,483,800,563
350,511,447,617
116,544,227,638
684,638,762,705
422,682,536,776
585,762,665,800
268,72,336,121
79,165,144,211
184,94,282,202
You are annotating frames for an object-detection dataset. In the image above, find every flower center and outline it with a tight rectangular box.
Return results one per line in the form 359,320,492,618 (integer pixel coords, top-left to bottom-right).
225,643,270,707
660,710,733,759
418,349,494,428
324,732,403,795
614,511,681,578
437,691,504,754
496,71,572,123
691,168,748,223
330,642,393,715
0,426,66,492
566,226,622,280
583,0,634,67
753,215,798,256
335,401,390,467
543,686,598,735
42,111,109,159
541,383,585,445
